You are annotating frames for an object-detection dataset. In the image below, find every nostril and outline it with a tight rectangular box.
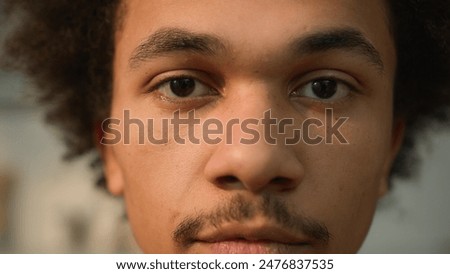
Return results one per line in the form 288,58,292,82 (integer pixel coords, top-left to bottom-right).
270,176,298,192
217,175,239,185
214,175,243,190
271,177,289,184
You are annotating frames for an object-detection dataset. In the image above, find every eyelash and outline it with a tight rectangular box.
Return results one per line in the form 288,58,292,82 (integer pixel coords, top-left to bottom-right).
290,73,361,104
146,72,361,107
148,74,204,93
145,73,220,110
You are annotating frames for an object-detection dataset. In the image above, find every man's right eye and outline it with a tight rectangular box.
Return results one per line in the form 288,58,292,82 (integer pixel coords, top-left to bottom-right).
150,76,217,99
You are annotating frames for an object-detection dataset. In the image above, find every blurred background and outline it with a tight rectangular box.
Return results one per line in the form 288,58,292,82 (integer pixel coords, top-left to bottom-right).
0,69,139,253
0,10,449,255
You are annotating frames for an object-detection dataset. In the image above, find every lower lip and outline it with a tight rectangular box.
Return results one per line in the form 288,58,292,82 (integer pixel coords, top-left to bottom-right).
208,240,279,254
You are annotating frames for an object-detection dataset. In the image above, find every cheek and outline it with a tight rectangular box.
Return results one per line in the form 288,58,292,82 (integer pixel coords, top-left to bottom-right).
113,133,213,252
295,107,393,252
108,89,218,252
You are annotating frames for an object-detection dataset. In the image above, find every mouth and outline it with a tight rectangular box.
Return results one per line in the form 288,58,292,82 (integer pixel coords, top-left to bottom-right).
194,222,314,254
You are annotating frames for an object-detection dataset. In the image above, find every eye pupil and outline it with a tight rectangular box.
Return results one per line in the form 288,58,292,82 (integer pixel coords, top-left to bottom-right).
170,78,196,97
312,79,337,99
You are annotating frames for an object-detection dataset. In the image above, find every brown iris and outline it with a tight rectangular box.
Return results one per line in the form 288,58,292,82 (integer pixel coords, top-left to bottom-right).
311,79,338,99
169,78,196,97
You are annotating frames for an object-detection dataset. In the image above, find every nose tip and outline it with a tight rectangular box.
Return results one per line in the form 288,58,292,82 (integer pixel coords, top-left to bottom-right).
204,143,304,193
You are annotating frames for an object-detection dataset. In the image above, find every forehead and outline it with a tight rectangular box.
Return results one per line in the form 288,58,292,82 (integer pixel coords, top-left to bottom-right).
115,0,395,75
120,0,390,28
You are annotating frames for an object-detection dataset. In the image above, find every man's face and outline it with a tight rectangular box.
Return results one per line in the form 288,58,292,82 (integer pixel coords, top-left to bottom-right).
104,0,400,253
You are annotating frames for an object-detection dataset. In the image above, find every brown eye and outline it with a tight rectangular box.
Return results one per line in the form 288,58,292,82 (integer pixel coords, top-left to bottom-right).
290,78,351,102
311,79,338,99
169,78,196,97
153,76,216,99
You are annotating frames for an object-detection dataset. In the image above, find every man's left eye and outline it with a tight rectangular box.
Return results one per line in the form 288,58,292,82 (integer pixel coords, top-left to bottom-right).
154,77,216,98
290,78,351,101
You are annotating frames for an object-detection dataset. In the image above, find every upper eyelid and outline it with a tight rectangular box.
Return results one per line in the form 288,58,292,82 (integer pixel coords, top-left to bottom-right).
146,71,220,94
310,77,355,91
148,74,208,93
148,74,193,92
146,69,362,95
290,72,362,94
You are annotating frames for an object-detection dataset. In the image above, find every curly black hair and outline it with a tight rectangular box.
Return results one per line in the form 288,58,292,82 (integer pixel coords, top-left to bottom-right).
1,0,449,187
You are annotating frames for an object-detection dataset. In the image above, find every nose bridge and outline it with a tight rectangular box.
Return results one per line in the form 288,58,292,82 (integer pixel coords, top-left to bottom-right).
203,84,304,193
229,80,279,117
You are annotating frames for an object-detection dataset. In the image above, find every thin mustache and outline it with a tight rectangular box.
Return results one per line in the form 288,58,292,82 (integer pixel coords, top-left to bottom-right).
173,194,331,248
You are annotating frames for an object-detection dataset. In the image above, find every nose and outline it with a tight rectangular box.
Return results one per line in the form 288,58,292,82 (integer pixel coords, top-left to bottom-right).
203,100,304,193
204,142,304,193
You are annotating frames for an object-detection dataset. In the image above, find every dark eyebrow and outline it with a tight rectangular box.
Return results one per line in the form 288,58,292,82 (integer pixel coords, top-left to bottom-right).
129,27,226,69
291,28,384,72
129,27,384,72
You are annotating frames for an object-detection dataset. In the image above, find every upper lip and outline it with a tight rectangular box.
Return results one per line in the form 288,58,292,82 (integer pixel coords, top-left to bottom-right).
196,222,311,245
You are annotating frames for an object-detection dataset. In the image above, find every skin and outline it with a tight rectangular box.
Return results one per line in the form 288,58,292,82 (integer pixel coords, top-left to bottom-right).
102,0,403,253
